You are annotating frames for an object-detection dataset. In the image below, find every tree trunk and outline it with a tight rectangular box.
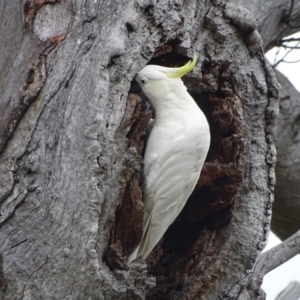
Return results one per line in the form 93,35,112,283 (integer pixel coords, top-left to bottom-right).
229,0,300,241
0,0,279,299
229,0,300,51
275,281,300,300
271,70,300,240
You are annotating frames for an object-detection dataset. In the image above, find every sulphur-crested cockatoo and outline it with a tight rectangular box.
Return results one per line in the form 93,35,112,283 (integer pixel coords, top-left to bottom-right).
128,55,210,263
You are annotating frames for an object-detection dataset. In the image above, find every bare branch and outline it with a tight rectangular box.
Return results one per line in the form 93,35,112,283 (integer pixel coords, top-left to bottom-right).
247,229,300,297
275,281,300,300
287,0,295,20
281,38,300,43
254,229,300,280
272,41,300,67
281,45,300,49
282,0,300,29
279,58,300,64
283,22,300,30
273,47,281,65
268,36,300,51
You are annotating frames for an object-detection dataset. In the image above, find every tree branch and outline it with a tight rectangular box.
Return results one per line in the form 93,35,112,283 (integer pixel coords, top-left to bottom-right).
247,229,300,297
282,0,300,29
272,41,300,67
275,281,300,300
287,0,295,20
272,69,300,241
229,0,300,51
277,58,300,64
254,229,300,280
280,45,300,50
281,38,300,43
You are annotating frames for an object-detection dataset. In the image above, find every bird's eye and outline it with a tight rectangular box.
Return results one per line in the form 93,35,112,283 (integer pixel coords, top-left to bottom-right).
141,80,145,84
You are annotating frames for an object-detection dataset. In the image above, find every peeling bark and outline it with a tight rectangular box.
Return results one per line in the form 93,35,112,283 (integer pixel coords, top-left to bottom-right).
0,1,279,299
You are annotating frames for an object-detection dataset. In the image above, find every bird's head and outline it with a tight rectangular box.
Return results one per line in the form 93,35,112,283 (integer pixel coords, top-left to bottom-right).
135,55,197,106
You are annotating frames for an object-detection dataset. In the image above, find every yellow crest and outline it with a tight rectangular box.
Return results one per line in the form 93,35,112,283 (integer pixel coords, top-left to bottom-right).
166,54,197,78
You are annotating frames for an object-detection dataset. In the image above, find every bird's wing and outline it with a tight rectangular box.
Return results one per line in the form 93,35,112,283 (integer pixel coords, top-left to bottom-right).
137,123,209,259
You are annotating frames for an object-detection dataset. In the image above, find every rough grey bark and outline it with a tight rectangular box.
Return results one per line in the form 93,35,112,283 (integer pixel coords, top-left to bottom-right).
0,0,279,299
229,0,300,241
229,0,300,51
275,281,300,300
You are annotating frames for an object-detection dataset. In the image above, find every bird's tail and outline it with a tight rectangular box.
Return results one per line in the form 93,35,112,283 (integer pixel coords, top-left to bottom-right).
128,216,152,263
128,246,139,264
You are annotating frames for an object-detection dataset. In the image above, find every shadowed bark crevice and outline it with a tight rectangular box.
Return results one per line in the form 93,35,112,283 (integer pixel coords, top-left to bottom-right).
103,94,151,270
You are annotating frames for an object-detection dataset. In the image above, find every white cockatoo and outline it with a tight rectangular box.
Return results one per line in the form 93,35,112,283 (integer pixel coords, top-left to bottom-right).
128,55,210,263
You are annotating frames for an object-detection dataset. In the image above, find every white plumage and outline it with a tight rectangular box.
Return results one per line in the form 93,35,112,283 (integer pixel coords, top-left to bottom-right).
128,56,210,263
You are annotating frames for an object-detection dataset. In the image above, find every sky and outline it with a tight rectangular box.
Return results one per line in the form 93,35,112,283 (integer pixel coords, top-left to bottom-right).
262,33,300,300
